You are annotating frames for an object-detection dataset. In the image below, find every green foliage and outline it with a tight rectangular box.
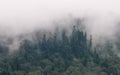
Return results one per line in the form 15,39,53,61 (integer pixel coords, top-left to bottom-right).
0,25,119,75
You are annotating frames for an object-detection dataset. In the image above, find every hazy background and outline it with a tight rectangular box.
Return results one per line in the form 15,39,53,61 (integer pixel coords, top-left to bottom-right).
0,0,120,52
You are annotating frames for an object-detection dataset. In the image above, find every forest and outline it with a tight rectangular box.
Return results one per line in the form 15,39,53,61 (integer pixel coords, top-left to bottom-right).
0,24,120,75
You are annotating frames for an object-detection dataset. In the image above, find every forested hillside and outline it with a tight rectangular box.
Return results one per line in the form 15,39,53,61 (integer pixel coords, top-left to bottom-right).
0,26,120,75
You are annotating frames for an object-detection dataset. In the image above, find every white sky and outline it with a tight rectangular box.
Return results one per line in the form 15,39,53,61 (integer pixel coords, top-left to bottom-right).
0,0,120,37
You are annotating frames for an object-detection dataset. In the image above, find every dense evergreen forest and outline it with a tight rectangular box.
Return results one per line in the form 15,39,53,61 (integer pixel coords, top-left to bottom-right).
0,25,120,75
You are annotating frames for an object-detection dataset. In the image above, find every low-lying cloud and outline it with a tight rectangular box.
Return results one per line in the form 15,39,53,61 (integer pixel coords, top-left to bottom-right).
0,0,120,52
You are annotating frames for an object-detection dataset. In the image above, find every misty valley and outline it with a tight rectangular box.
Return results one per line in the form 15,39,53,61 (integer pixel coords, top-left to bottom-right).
0,21,119,75
0,0,120,75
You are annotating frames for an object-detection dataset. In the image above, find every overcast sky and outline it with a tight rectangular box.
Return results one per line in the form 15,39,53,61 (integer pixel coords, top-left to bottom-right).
0,0,120,39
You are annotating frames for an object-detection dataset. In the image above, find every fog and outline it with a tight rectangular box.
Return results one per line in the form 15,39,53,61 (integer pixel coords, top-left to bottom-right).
0,0,120,52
